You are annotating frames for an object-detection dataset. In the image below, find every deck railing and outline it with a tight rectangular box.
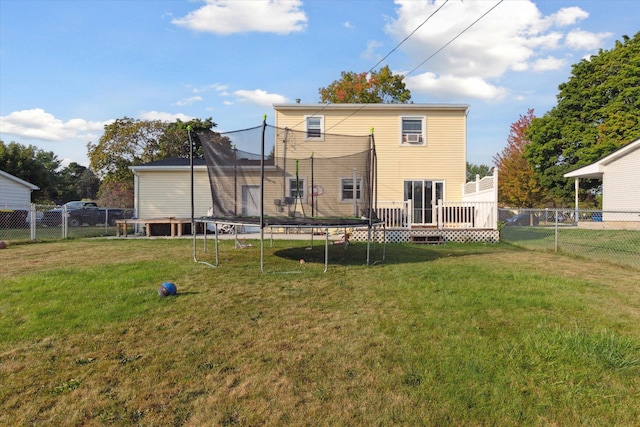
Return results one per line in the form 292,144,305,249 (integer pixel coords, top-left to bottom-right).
374,200,497,229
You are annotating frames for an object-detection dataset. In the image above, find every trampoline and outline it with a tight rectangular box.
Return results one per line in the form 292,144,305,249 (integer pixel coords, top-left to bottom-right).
188,118,385,272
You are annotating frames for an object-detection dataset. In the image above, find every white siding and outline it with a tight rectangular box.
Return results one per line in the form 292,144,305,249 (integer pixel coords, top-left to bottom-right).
603,145,640,212
0,172,35,207
135,168,213,219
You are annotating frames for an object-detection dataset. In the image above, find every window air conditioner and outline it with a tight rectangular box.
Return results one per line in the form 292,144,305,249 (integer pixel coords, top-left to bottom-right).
403,134,422,143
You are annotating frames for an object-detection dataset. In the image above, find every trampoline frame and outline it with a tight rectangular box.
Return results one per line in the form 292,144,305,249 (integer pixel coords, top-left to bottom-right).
193,218,386,273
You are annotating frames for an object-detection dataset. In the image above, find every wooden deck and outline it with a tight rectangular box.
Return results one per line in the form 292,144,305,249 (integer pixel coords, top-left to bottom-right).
115,217,196,237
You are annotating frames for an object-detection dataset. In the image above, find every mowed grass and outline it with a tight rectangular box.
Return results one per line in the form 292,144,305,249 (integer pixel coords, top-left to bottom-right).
1,238,640,426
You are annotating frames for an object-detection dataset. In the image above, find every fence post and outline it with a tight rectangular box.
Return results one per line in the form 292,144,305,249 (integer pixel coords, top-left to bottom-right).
554,210,559,253
63,204,68,239
30,203,37,240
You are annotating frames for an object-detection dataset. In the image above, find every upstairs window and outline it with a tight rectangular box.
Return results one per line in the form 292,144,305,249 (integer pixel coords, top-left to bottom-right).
401,117,425,145
305,115,324,140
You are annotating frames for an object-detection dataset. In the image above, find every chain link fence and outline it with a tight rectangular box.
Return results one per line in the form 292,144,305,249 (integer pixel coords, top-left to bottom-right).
0,203,134,243
500,208,640,270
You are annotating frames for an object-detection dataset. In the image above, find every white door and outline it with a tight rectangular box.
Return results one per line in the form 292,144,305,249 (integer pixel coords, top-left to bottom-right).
242,185,260,216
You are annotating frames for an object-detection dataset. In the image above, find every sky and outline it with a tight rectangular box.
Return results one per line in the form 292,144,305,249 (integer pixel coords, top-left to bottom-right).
1,0,638,170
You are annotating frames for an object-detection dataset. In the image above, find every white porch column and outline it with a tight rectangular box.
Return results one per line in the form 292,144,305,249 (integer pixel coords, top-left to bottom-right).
574,177,579,224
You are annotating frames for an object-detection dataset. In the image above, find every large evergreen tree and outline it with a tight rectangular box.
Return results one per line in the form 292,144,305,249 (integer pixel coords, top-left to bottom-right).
525,32,640,203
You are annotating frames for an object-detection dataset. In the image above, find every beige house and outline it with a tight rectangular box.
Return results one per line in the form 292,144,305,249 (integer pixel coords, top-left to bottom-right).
273,103,469,226
130,103,472,229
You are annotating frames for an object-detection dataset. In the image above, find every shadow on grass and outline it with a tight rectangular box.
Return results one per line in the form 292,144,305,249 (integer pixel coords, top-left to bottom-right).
273,241,501,266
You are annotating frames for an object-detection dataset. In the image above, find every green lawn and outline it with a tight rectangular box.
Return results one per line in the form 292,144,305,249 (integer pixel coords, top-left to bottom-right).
1,239,639,426
501,225,640,269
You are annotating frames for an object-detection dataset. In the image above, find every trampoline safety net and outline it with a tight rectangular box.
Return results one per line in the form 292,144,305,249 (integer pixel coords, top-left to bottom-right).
196,123,376,222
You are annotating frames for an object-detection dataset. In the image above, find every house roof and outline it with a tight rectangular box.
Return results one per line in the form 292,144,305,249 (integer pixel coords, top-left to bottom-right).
273,102,470,114
129,158,208,172
0,170,40,190
564,138,640,179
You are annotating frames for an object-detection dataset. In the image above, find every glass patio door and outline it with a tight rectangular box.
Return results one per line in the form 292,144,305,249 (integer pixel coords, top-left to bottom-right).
404,180,444,226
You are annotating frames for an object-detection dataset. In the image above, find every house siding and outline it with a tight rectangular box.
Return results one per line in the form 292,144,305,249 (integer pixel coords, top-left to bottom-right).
0,172,36,207
274,105,467,204
135,168,213,219
603,144,640,212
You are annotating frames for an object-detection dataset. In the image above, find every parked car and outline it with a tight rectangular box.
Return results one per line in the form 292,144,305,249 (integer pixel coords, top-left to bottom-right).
0,209,28,228
42,201,126,227
504,212,539,226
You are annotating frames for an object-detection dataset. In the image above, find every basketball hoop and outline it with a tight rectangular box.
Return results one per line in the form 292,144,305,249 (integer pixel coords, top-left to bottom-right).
310,185,324,197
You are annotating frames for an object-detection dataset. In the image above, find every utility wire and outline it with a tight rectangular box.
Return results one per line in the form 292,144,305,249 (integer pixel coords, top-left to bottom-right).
293,0,449,131
406,0,504,77
293,0,504,133
367,0,449,73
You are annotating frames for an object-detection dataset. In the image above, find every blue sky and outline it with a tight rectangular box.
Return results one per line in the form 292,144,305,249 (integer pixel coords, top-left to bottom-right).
1,0,638,169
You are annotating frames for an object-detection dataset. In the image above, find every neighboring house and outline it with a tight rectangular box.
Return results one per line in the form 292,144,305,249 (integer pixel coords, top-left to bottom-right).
130,103,474,229
0,170,39,207
0,170,39,227
564,138,640,222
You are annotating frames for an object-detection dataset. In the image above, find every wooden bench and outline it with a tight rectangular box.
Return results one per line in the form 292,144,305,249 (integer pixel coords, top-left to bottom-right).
410,235,444,244
116,218,194,237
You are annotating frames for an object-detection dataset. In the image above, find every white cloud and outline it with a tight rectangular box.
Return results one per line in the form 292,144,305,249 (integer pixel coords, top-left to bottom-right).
405,72,506,101
139,111,194,122
176,96,203,106
565,29,612,50
361,40,383,60
172,0,307,35
548,7,589,27
532,56,566,72
234,89,288,107
385,0,605,101
343,21,354,29
0,108,110,141
192,83,228,94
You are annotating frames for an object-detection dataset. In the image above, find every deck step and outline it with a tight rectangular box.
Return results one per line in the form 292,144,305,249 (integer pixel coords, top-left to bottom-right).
410,235,444,244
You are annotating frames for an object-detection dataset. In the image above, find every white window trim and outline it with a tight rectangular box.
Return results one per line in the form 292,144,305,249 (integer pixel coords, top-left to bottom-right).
340,177,363,202
288,177,307,202
400,116,426,146
305,115,325,141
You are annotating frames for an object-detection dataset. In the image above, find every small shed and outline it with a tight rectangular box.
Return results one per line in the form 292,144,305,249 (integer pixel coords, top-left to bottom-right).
129,158,212,220
0,170,40,207
564,138,640,222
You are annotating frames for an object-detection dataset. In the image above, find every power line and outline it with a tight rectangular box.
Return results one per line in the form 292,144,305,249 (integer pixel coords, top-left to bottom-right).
367,0,449,74
292,1,450,131
293,0,504,133
406,0,504,77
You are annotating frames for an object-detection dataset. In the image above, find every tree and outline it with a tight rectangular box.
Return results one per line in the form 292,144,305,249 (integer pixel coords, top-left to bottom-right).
0,140,60,202
96,181,134,209
158,118,217,159
525,32,640,203
319,65,411,103
466,162,492,182
494,109,546,207
87,117,217,206
87,118,167,183
56,163,100,202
